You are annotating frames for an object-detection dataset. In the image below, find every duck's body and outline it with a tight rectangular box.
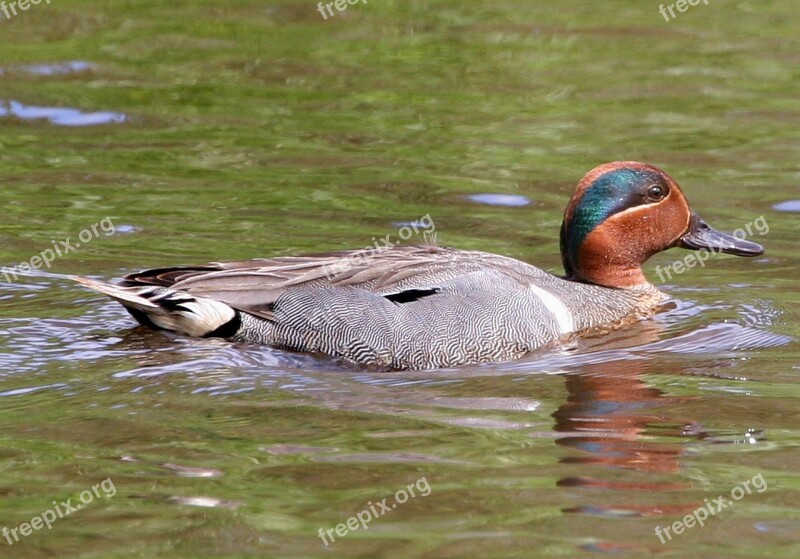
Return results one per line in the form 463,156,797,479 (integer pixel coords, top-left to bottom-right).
78,245,662,369
74,162,763,370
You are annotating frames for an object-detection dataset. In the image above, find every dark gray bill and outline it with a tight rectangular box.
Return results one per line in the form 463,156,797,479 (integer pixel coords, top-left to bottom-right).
679,213,764,256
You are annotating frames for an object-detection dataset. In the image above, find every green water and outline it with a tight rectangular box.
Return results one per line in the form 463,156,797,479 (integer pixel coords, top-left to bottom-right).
1,1,799,557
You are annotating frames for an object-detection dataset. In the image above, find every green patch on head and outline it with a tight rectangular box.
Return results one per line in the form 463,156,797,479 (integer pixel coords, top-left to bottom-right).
564,167,665,270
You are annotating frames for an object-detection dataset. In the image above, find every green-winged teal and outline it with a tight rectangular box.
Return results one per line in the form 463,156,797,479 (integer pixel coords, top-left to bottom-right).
74,161,763,369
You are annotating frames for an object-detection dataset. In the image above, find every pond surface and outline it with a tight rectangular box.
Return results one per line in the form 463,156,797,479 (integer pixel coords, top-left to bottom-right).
1,1,798,558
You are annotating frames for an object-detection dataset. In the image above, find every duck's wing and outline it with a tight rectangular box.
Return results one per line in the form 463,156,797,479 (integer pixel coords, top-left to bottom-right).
122,245,546,319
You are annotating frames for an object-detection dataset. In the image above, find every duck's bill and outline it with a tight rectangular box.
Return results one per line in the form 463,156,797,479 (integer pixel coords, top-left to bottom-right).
678,213,764,257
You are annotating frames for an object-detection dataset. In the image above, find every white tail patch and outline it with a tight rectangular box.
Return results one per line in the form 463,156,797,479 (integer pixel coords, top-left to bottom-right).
527,284,575,335
154,298,235,337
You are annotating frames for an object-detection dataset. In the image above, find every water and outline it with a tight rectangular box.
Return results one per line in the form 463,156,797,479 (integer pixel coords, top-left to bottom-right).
1,1,798,557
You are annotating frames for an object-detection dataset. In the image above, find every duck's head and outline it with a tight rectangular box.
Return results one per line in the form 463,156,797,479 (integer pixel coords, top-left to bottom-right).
560,161,763,288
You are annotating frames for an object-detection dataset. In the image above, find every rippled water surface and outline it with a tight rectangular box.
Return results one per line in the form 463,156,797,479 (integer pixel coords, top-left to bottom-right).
1,2,798,558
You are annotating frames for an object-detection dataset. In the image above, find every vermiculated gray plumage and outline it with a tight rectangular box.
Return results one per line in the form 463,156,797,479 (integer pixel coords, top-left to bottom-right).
74,245,663,370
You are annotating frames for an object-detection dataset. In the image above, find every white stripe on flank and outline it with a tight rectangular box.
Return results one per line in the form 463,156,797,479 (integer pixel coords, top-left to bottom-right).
528,284,575,335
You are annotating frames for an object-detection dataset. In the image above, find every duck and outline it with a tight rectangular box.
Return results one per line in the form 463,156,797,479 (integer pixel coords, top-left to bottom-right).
73,161,764,370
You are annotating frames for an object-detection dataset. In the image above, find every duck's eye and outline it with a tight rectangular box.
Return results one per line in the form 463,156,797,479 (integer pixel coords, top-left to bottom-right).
647,185,666,201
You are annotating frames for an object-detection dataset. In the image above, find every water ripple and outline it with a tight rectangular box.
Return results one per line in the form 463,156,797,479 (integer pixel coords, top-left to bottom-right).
0,99,126,126
466,193,532,206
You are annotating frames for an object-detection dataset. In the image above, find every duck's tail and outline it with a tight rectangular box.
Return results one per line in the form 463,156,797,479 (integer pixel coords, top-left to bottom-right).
71,276,240,338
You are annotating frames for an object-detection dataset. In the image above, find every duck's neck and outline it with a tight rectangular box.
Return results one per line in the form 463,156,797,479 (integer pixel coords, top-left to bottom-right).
568,261,650,289
560,222,652,288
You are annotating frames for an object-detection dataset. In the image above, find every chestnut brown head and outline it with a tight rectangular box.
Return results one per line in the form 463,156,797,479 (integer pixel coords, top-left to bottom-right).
560,162,763,288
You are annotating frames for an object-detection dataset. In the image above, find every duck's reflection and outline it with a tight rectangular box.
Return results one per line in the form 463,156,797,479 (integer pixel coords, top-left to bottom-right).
554,358,687,475
553,350,702,517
